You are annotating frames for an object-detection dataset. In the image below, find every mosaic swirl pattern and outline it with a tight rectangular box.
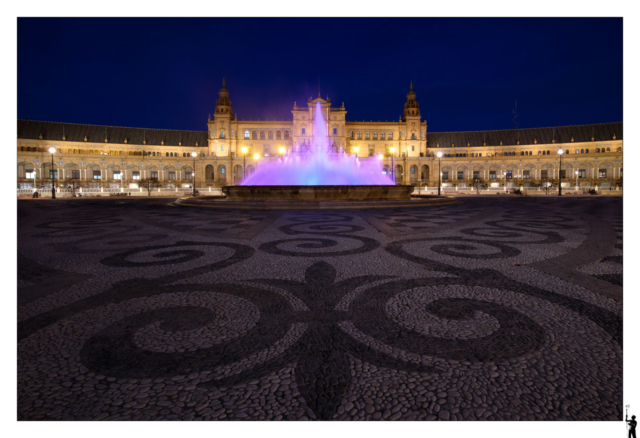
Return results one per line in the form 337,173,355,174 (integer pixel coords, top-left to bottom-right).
18,197,622,421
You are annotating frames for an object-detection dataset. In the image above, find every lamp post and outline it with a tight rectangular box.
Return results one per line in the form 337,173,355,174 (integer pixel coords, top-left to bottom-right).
436,151,442,195
191,151,197,197
48,147,56,199
557,148,564,196
575,170,579,190
389,147,395,184
241,146,248,182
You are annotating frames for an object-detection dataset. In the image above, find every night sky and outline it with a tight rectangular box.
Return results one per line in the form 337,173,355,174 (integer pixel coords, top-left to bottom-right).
18,18,622,133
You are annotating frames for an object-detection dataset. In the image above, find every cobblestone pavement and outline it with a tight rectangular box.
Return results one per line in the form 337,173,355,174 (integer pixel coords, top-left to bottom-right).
17,196,622,421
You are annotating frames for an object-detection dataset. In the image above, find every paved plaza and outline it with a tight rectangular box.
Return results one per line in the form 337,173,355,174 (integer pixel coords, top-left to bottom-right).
17,196,622,421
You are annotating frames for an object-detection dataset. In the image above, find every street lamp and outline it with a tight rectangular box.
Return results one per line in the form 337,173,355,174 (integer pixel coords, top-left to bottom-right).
390,147,396,184
557,148,564,196
278,146,286,156
353,146,359,156
436,151,443,195
48,147,56,199
241,146,248,181
575,170,579,189
191,151,197,197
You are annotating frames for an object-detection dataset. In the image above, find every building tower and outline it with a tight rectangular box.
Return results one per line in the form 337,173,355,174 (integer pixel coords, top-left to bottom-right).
209,78,235,157
401,81,424,158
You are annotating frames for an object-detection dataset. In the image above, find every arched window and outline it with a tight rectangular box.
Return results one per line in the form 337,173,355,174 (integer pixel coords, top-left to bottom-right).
301,128,306,135
268,131,273,140
585,149,589,153
244,130,250,139
607,147,610,152
252,131,257,140
547,150,550,155
411,133,416,140
463,153,467,157
365,132,370,140
380,132,385,140
388,132,393,140
276,131,281,140
580,149,584,153
357,132,362,139
596,148,600,153
350,131,355,139
284,131,289,139
373,132,378,140
260,131,265,140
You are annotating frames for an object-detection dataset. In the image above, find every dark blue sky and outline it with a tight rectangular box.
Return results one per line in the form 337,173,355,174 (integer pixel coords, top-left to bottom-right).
18,18,622,133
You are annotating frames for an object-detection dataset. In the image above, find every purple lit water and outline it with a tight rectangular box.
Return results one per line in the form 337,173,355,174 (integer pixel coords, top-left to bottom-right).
241,102,393,186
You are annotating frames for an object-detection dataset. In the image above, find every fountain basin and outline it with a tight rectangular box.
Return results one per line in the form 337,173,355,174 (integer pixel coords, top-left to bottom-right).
222,185,413,202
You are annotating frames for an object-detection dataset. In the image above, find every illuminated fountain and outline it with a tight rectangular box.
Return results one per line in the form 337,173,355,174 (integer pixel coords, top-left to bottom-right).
223,101,413,202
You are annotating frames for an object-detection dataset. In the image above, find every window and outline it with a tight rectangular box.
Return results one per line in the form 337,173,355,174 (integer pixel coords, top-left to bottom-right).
333,128,338,135
505,170,512,179
365,132,370,140
596,148,600,153
186,172,193,181
411,145,415,152
599,169,607,178
264,145,270,157
489,171,496,179
538,151,541,155
541,170,548,179
301,128,306,135
276,131,281,140
284,131,289,139
578,169,586,178
380,132,385,140
221,145,224,151
113,171,121,180
411,133,416,140
479,153,482,157
252,131,257,139
268,131,273,140
473,171,480,179
132,171,140,180
166,152,169,157
260,131,265,140
457,171,464,179
441,171,449,180
607,148,610,152
151,171,158,179
244,131,250,139
585,149,589,153
220,131,225,138
368,145,374,157
388,133,393,140
221,167,225,174
357,132,362,139
168,171,176,180
523,170,530,179
560,170,566,178
547,150,551,155
350,131,355,139
92,170,101,180
25,169,35,178
182,153,186,157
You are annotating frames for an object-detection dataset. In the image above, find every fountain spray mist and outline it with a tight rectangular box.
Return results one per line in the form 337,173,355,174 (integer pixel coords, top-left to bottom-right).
240,101,393,186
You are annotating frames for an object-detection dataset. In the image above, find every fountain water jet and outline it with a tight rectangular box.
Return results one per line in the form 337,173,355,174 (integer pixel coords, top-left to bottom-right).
240,101,393,186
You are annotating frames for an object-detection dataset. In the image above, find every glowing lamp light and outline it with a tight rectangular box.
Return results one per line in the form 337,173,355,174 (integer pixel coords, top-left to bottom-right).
241,147,248,154
377,154,383,160
278,147,285,154
353,147,359,153
575,170,579,174
558,149,564,155
48,147,56,154
436,151,443,158
254,153,260,160
191,151,197,157
390,147,395,153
